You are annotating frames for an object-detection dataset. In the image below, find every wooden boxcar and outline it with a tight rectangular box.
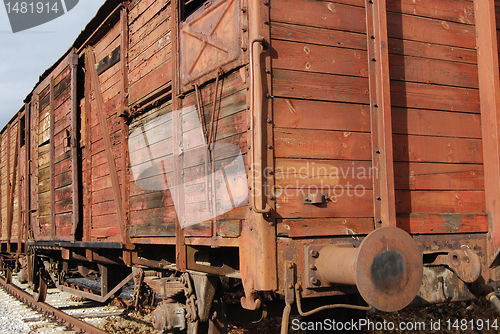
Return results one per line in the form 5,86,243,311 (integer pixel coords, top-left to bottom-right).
3,0,500,332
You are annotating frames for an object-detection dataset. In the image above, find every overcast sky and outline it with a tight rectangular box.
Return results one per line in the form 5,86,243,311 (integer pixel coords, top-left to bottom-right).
0,0,106,129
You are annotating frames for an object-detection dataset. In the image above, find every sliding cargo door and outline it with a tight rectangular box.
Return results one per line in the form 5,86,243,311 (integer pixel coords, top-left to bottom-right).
30,52,78,242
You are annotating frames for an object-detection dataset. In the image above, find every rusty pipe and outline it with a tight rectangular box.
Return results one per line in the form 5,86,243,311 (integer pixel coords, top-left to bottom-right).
313,227,423,312
316,245,357,286
487,292,500,313
249,38,271,214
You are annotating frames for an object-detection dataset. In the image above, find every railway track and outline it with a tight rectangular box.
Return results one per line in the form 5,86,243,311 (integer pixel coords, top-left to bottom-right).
0,270,109,333
0,270,156,334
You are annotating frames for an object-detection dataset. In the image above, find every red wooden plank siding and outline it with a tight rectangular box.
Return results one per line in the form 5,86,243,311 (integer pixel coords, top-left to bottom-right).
128,0,172,105
128,68,247,239
478,0,500,267
271,0,374,237
388,0,487,234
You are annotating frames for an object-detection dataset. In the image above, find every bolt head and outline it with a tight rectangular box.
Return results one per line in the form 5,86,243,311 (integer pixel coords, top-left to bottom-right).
310,250,319,258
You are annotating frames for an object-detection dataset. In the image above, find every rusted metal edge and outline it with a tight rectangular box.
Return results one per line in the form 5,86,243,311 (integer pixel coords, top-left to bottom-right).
366,0,396,228
6,123,11,249
17,110,23,250
70,51,80,242
0,275,109,334
85,47,127,246
173,0,187,272
24,102,31,243
120,7,131,250
50,77,55,240
249,38,270,214
473,0,500,269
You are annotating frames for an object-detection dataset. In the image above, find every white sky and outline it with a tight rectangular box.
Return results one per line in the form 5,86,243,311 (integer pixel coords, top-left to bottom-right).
0,0,106,129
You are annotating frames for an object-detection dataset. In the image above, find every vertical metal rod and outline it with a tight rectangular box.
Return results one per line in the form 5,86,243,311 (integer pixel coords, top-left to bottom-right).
473,0,500,268
24,102,31,242
17,111,22,251
70,52,80,242
6,123,11,250
365,0,396,228
50,77,55,240
84,51,92,242
120,7,131,247
172,0,186,271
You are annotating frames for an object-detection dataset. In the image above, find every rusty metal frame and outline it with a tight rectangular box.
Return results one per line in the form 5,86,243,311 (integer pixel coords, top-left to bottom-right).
85,47,127,246
17,111,23,250
173,0,187,271
69,52,80,242
239,0,277,311
120,7,131,249
474,0,500,269
84,53,92,243
365,0,396,228
24,102,31,242
49,77,55,240
6,123,11,250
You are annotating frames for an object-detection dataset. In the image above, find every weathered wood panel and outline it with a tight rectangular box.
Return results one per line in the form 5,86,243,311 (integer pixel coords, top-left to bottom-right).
392,108,482,138
270,0,366,33
276,188,373,218
394,162,484,190
273,99,370,132
395,190,485,214
392,135,483,163
274,129,372,160
386,0,474,24
271,40,368,77
277,218,374,237
397,214,489,234
273,69,369,104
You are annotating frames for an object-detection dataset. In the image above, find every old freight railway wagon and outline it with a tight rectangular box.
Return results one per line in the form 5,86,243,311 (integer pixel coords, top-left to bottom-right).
2,0,500,332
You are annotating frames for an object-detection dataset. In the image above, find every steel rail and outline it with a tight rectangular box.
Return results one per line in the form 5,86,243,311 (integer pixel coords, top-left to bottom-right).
0,275,109,334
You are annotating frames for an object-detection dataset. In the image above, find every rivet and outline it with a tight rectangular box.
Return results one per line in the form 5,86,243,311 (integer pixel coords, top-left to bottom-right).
375,149,380,154
265,69,271,73
371,57,376,62
268,145,273,149
309,264,317,271
267,118,272,124
264,20,269,25
373,103,379,108
370,34,375,39
377,219,382,224
310,277,319,285
310,250,319,258
376,196,382,201
287,262,294,269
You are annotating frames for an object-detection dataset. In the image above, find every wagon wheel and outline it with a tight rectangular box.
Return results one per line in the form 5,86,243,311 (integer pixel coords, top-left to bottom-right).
32,270,47,302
